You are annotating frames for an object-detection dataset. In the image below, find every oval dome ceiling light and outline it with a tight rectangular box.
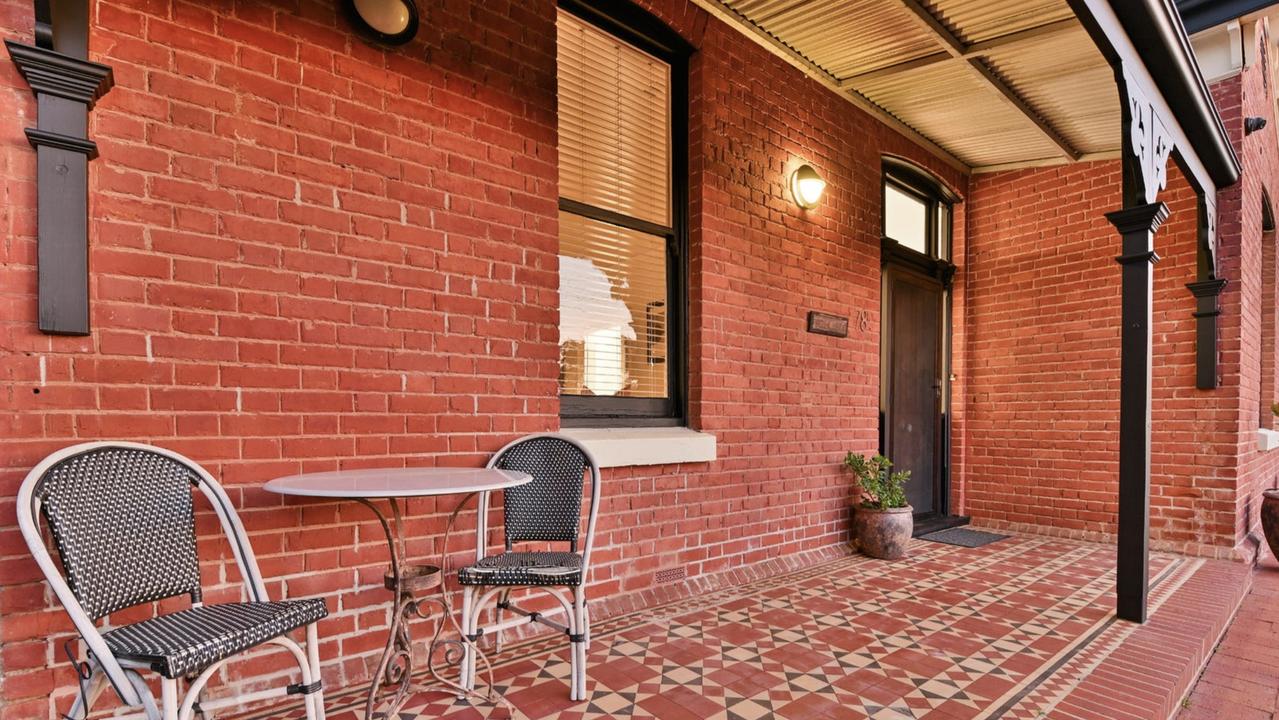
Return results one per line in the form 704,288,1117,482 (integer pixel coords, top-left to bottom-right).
790,163,826,209
344,0,419,46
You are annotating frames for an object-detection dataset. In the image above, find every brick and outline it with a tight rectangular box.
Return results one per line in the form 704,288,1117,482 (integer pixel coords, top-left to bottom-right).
0,1,1270,716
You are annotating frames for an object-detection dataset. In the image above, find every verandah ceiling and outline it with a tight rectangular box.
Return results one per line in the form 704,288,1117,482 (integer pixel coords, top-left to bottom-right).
695,0,1121,172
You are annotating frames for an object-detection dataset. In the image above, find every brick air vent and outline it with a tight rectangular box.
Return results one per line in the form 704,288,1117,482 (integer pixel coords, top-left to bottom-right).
655,567,686,584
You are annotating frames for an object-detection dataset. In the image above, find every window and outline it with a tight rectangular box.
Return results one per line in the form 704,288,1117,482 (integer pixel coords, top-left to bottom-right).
556,2,688,425
883,161,953,261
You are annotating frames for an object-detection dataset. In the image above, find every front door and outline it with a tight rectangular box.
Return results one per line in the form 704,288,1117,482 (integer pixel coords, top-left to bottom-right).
882,265,944,515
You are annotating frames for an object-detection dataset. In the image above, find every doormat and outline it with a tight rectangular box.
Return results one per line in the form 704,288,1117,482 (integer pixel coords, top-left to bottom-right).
918,527,1009,547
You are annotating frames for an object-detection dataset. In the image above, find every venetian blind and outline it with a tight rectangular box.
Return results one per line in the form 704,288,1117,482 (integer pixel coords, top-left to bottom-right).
557,10,671,226
556,9,672,402
558,212,667,398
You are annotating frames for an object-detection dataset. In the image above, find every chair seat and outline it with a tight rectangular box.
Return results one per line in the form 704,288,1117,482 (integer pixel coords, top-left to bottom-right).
458,551,583,586
102,599,328,678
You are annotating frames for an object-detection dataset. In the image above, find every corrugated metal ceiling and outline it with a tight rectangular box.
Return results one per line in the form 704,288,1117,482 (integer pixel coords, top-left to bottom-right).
711,0,1120,171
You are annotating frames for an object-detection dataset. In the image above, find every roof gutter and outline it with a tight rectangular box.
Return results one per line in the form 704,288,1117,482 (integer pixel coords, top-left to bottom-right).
1176,0,1279,35
1111,0,1241,187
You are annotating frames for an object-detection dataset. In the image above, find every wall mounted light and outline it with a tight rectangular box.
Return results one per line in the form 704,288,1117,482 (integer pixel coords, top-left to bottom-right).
790,163,826,209
343,0,419,46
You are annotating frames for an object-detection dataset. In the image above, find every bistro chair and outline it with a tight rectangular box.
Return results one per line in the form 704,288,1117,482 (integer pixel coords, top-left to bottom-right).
457,433,601,701
17,442,327,720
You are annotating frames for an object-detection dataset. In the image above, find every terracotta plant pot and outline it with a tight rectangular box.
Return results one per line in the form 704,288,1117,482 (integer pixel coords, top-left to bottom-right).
853,504,914,560
1261,489,1279,561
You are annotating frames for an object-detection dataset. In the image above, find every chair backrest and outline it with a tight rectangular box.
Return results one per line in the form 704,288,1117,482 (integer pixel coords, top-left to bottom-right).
31,444,204,620
489,435,593,548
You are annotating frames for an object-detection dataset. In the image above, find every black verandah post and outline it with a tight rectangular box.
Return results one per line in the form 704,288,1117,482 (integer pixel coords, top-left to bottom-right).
1107,201,1167,624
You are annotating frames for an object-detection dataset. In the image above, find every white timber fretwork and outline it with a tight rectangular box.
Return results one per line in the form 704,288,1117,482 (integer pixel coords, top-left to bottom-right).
1123,64,1175,205
1204,194,1218,262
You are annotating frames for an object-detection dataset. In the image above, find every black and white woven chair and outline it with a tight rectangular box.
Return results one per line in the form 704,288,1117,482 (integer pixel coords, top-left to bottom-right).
17,442,327,720
457,433,601,701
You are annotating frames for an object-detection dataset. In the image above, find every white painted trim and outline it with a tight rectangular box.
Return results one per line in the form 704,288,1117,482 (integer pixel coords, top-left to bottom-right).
1229,20,1244,71
1076,0,1218,201
559,427,717,468
1257,428,1279,452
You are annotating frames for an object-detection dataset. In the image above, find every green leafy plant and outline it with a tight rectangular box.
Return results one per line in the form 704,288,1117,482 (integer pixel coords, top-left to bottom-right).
1271,401,1279,417
843,453,910,510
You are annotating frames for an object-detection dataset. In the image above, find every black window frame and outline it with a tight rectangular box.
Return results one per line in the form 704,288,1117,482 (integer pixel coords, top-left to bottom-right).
556,0,692,428
881,161,955,262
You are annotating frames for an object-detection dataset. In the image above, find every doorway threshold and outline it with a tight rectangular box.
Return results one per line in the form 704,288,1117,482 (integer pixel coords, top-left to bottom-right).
913,513,969,537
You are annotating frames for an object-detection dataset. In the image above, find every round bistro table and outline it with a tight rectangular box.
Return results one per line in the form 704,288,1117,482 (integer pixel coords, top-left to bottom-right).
264,467,532,720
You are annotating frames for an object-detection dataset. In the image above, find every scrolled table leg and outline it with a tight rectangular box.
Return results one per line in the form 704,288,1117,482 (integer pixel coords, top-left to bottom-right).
356,498,419,720
423,491,509,707
356,493,513,719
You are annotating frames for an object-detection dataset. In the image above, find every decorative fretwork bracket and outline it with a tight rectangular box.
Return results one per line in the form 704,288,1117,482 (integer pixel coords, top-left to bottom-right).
1120,63,1222,391
5,0,111,335
1201,193,1217,264
1122,65,1175,206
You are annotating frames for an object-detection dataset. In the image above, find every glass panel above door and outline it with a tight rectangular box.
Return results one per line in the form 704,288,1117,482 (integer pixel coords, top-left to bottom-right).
884,183,928,254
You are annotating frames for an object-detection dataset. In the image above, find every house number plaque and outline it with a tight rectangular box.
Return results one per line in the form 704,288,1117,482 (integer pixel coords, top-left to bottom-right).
806,311,849,338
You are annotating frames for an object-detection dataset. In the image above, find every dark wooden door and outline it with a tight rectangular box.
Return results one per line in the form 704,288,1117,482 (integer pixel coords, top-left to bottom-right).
883,267,943,515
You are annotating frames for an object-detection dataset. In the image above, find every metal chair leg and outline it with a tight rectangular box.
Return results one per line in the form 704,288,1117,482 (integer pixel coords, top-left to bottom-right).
161,678,179,720
65,667,108,720
570,586,587,701
306,622,326,720
494,588,510,653
120,670,162,720
460,585,477,693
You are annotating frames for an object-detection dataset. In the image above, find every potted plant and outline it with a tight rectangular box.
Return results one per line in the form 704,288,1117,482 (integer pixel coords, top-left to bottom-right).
844,452,912,560
1260,406,1279,559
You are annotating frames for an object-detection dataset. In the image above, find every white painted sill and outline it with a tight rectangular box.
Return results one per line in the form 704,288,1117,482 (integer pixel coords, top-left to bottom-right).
559,427,717,468
1257,428,1279,453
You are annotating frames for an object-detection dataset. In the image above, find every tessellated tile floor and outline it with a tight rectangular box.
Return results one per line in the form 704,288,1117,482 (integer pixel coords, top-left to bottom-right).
248,531,1248,720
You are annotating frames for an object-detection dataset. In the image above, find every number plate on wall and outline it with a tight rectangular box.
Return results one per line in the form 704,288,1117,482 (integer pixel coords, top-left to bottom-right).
806,311,849,338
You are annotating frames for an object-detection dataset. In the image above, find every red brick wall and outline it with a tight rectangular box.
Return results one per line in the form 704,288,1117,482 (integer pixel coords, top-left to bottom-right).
961,157,1241,555
1151,162,1240,556
1227,18,1279,559
959,22,1279,560
0,1,964,716
963,161,1123,540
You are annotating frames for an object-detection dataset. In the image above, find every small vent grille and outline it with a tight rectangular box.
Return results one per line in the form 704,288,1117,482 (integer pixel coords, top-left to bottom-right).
655,567,686,584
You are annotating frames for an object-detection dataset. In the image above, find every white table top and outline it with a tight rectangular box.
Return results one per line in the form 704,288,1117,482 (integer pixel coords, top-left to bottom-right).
263,467,531,498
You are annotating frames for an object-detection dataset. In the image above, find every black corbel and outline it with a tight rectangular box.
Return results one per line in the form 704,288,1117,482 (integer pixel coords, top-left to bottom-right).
1186,190,1224,390
5,0,111,335
1186,277,1227,388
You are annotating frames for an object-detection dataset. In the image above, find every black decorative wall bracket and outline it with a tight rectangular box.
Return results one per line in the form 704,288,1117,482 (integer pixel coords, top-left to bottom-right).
1186,277,1227,390
1185,188,1223,391
4,37,112,335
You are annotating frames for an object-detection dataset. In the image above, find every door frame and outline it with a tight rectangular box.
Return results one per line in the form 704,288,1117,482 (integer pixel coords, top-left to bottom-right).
880,238,955,517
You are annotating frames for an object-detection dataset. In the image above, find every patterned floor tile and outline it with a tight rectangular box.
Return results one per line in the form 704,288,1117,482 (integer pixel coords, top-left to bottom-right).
238,532,1194,720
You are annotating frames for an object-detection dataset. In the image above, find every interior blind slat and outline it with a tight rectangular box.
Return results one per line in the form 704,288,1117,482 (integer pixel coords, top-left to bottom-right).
558,211,668,400
557,10,671,228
